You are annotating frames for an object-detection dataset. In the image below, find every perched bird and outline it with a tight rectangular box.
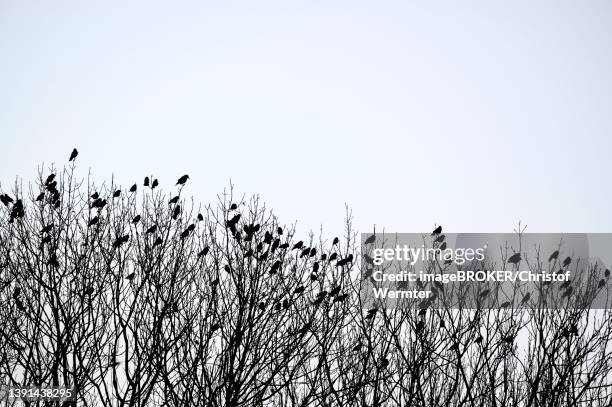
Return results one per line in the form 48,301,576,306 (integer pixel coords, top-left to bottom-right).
91,192,99,200
598,279,606,289
132,215,141,224
35,192,45,202
144,177,150,187
293,241,304,250
45,174,56,185
475,335,483,344
520,292,531,305
176,174,189,185
152,179,159,189
365,308,377,320
332,237,339,245
197,213,204,222
500,301,511,308
198,247,210,257
0,194,14,206
508,253,521,265
129,184,137,193
563,256,572,267
126,272,135,280
169,196,179,205
145,225,157,234
334,293,348,302
294,285,305,294
113,190,121,198
41,224,54,234
449,343,460,351
69,148,78,161
229,203,238,210
548,250,559,262
277,226,283,235
112,234,130,248
172,205,181,220
329,286,341,297
88,216,99,227
329,252,338,261
432,225,442,236
379,358,390,369
364,235,375,245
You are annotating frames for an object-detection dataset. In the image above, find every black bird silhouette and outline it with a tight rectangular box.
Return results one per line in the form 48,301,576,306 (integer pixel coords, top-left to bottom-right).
294,285,305,294
264,231,273,244
91,192,99,200
145,225,157,234
365,308,377,320
309,248,317,257
380,358,390,369
69,148,78,161
88,216,99,227
197,213,204,221
0,194,13,206
329,252,338,261
432,225,442,235
112,235,130,248
293,241,303,250
439,242,447,251
598,279,606,289
364,235,375,244
500,301,511,308
549,250,559,262
508,253,521,265
229,203,238,210
434,234,446,243
520,292,531,305
129,184,137,193
168,196,180,205
35,192,45,201
152,179,159,189
144,177,150,187
126,272,135,280
176,174,189,185
198,247,210,257
475,335,483,344
172,205,181,220
210,323,221,332
449,342,460,351
113,190,121,198
258,302,266,311
336,254,354,267
45,174,56,184
332,237,339,245
334,293,348,302
277,226,283,235
563,256,572,267
279,243,289,249
41,224,54,234
415,320,425,333
132,215,141,224
329,286,341,297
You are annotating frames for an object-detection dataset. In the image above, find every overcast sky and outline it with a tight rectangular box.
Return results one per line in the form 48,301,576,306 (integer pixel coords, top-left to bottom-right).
1,1,611,237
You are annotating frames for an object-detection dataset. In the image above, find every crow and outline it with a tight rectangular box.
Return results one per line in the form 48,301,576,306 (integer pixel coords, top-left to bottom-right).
563,256,572,267
91,192,99,200
508,253,521,265
129,184,137,193
172,205,181,220
126,272,135,280
45,174,56,185
176,174,189,185
69,148,78,161
169,195,180,205
500,301,511,308
293,241,303,250
332,237,339,245
112,235,129,248
432,225,442,235
144,177,150,187
258,302,266,311
264,231,273,244
598,279,606,289
197,213,204,221
277,226,283,235
229,203,238,210
380,358,390,369
329,252,338,261
449,343,460,351
365,308,377,320
475,335,483,344
294,285,305,294
0,194,13,206
113,190,121,198
145,225,157,234
520,292,531,305
41,224,54,234
333,293,348,302
88,216,99,227
364,235,375,244
152,179,159,189
132,215,141,224
35,192,45,201
309,248,317,257
548,250,559,262
279,243,289,249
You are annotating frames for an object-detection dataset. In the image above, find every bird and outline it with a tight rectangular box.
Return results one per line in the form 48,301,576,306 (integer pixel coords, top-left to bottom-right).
144,177,150,187
172,205,181,220
549,250,559,262
293,241,304,250
277,226,283,235
132,215,141,224
365,308,377,320
88,216,99,227
112,235,130,248
520,292,531,305
500,301,511,308
41,224,54,234
229,203,238,210
126,272,135,280
332,237,339,245
364,235,375,244
69,148,78,161
599,279,607,289
379,358,390,369
152,179,159,189
0,194,14,206
329,253,338,261
416,320,425,332
35,192,45,202
168,196,180,205
432,225,442,236
294,285,305,294
45,174,56,185
197,213,204,222
176,174,189,185
91,192,99,200
475,335,483,344
113,190,121,198
198,247,210,257
145,225,157,234
508,253,521,265
563,256,572,267
129,184,137,193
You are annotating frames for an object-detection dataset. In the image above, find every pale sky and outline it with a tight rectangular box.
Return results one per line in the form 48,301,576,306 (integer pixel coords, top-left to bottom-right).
1,1,611,237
